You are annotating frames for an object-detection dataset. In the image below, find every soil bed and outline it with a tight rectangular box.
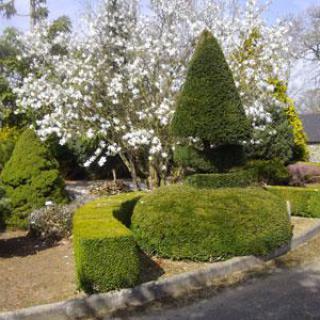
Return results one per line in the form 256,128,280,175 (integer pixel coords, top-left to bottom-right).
0,217,318,312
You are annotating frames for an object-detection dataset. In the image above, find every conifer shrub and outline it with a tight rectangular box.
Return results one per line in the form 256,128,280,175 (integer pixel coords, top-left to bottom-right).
0,126,19,172
271,78,309,161
246,105,295,164
0,129,68,228
131,185,292,261
73,192,143,293
171,30,251,172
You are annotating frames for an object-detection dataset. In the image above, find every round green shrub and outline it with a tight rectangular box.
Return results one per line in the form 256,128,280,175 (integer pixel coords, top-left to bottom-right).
131,185,292,261
0,129,68,228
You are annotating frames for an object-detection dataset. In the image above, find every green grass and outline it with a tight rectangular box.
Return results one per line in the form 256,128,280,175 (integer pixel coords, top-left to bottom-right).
267,186,320,218
73,192,144,293
131,185,292,261
297,162,320,167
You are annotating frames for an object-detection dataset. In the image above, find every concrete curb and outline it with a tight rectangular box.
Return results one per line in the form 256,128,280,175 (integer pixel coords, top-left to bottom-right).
2,220,320,320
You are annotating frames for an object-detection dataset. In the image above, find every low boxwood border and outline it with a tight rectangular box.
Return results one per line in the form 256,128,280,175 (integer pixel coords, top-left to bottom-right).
73,192,143,293
267,186,320,218
185,170,255,189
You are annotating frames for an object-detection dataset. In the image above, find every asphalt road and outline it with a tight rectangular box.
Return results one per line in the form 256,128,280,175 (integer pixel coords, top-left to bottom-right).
118,261,320,320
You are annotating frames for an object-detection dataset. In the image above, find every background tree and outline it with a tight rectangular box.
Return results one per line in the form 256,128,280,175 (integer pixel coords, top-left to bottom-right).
0,27,29,127
0,0,48,30
0,0,15,18
172,30,251,172
12,0,294,184
289,5,320,112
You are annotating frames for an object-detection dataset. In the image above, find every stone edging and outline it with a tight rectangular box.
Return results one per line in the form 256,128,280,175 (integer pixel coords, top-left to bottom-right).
2,220,320,320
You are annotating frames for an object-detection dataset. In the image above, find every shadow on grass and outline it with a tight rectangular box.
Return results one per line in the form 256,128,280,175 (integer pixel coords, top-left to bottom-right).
0,233,57,258
112,196,165,283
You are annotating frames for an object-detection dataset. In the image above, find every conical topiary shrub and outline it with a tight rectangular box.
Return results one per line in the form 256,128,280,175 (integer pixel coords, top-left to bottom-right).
0,129,68,228
172,30,251,172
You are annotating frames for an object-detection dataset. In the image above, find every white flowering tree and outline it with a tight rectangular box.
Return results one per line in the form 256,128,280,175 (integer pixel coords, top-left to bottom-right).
12,0,293,188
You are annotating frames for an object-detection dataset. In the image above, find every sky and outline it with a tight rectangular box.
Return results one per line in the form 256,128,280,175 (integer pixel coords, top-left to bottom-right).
0,0,319,33
0,0,319,101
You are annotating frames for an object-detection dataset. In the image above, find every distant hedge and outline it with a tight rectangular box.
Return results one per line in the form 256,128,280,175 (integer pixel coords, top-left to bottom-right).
131,185,292,261
185,171,255,189
73,192,143,293
267,186,320,218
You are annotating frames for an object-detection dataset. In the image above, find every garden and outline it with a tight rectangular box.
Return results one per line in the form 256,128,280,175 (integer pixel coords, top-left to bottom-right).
1,0,320,312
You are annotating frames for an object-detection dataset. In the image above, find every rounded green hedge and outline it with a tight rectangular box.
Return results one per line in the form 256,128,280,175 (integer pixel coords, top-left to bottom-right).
185,171,255,189
131,185,292,261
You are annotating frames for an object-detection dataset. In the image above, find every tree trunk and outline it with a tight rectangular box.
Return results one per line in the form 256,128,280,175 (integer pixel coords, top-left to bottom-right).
148,162,161,190
129,157,139,190
119,153,139,190
112,169,117,182
30,0,36,31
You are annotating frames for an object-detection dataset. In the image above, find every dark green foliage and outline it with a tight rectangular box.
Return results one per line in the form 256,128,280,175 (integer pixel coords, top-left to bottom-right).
174,145,215,173
47,134,130,180
172,30,250,145
247,106,295,163
48,16,72,56
0,28,30,127
171,30,251,173
245,159,290,185
73,193,143,293
0,185,11,230
267,186,320,218
185,171,255,189
0,129,67,228
131,185,292,261
205,144,246,172
0,127,20,171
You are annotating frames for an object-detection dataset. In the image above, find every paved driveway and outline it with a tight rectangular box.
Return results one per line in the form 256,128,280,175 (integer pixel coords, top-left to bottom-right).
118,261,320,320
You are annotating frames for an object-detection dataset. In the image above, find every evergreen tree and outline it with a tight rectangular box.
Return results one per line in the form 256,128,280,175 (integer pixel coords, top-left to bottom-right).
172,30,251,172
0,129,67,228
246,105,295,163
271,79,309,161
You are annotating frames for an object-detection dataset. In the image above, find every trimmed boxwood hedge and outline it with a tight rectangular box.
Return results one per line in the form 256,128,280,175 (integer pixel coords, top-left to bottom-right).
267,186,320,218
185,170,255,189
131,185,292,261
73,192,143,293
